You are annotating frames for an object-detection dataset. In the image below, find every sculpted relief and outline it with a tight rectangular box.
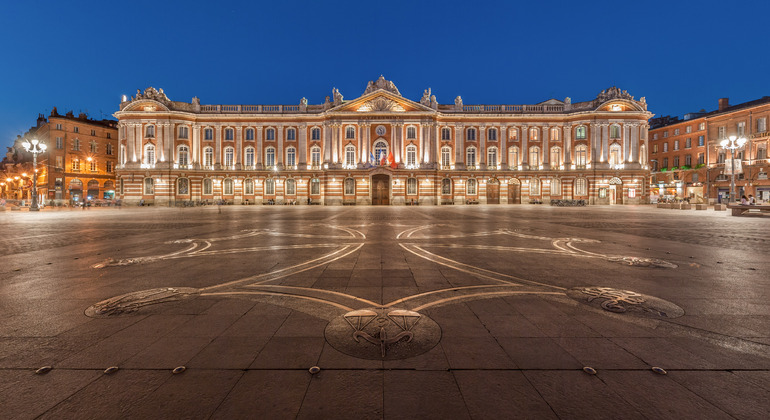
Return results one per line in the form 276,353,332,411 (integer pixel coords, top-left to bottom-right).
357,96,406,113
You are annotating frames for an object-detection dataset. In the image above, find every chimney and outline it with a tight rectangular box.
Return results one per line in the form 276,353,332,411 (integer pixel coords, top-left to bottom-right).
718,98,729,111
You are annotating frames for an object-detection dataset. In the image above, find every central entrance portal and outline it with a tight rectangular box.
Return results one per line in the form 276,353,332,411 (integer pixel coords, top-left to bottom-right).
372,174,390,205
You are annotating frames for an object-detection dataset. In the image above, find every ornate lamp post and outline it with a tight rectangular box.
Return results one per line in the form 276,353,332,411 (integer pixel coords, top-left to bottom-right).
719,135,747,203
21,139,47,211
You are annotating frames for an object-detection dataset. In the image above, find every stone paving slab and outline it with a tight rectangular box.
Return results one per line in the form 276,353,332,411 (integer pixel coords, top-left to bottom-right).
1,205,769,418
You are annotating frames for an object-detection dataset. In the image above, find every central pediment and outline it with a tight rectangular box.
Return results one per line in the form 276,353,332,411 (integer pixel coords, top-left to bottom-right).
357,96,406,112
330,90,433,114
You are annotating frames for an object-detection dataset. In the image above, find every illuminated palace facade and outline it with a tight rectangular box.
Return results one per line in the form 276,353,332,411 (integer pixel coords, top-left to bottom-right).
114,77,652,206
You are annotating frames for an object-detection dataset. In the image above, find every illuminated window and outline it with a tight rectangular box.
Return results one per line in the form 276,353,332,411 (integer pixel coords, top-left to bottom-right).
441,146,451,167
551,178,561,195
286,178,296,195
576,126,586,140
311,146,321,167
407,178,417,195
265,178,275,195
508,146,520,167
610,124,621,139
245,147,255,167
203,147,214,167
72,158,80,172
575,178,587,195
344,178,355,195
286,147,296,167
550,127,560,141
224,147,234,167
529,146,540,166
144,144,155,165
509,127,519,141
441,178,451,195
575,145,587,169
345,145,355,167
529,127,538,141
487,147,498,167
530,178,540,195
550,146,561,167
177,178,189,195
310,178,320,195
55,156,63,169
374,140,388,163
244,178,254,195
265,147,275,167
90,160,97,172
144,178,154,195
223,178,233,195
466,147,477,167
203,178,213,195
466,178,477,195
406,145,417,167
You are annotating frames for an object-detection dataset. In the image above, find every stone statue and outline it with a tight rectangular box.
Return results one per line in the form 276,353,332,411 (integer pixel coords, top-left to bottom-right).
421,88,431,106
454,96,463,110
300,97,308,112
430,95,438,109
135,89,143,100
323,95,331,110
564,97,571,104
332,88,343,105
192,96,200,106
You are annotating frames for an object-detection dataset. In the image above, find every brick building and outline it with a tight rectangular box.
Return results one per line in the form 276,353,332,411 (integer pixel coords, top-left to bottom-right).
649,96,770,203
114,77,652,206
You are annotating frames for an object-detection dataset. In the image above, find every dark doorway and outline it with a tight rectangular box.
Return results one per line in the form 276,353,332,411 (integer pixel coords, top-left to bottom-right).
508,182,521,204
486,180,500,204
372,174,390,205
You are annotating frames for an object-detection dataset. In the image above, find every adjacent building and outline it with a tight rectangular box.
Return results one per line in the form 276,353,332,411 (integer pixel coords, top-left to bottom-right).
113,76,652,206
649,96,770,203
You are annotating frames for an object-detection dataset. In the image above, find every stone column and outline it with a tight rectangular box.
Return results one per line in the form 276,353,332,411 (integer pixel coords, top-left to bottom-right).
299,123,307,166
543,126,550,168
167,123,175,163
394,122,403,164
323,123,331,163
564,124,572,165
591,123,599,164
454,124,463,168
135,124,142,163
630,123,639,162
276,124,284,167
127,123,136,162
192,124,200,165
235,125,242,166
522,125,529,167
433,123,440,166
256,126,263,166
479,124,486,167
215,125,222,165
361,123,369,164
623,124,630,162
601,124,609,163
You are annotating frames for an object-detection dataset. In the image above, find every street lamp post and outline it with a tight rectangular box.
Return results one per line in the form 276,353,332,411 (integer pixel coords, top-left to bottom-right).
21,138,47,211
720,135,747,204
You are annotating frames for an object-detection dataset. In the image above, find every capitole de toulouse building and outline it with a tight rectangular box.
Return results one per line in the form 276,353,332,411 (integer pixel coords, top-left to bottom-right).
113,76,652,206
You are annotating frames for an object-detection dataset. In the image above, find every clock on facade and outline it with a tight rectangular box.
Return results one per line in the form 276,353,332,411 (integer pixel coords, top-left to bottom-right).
376,125,386,136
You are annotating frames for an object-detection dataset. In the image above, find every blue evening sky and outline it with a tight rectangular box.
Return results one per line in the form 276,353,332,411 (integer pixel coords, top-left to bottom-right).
2,0,768,151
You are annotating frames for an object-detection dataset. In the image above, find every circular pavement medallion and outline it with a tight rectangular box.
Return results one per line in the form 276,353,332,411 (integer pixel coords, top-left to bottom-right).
566,286,684,318
325,307,441,360
85,287,200,318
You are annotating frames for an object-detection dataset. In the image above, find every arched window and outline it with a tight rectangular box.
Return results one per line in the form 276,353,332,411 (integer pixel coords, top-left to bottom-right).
640,145,647,166
311,127,321,140
286,179,296,195
225,128,234,141
550,127,560,141
575,144,588,168
467,128,476,141
508,146,520,168
266,128,275,141
441,127,451,140
466,147,477,167
244,178,254,195
406,145,417,167
203,178,213,195
120,145,127,165
178,146,189,166
286,147,296,167
344,178,355,195
144,144,155,165
145,125,155,138
610,124,621,139
223,178,233,195
311,146,321,167
310,178,320,195
346,126,355,139
265,178,275,195
441,146,451,167
551,178,561,196
265,147,276,167
407,178,417,195
466,178,477,195
144,177,154,195
550,146,562,167
509,128,519,141
487,128,497,141
609,143,622,166
374,140,388,163
530,178,540,196
177,178,189,195
245,128,254,141
575,126,587,140
487,147,498,168
245,147,255,167
345,145,356,167
575,178,588,196
203,147,214,167
287,128,296,141
441,178,452,195
406,126,417,139
529,146,540,167
87,180,99,199
224,147,234,167
529,127,538,141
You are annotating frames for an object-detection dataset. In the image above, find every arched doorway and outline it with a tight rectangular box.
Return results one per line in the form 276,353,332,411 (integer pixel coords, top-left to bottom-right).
486,178,500,204
609,177,623,205
508,178,521,204
372,174,390,205
68,179,83,202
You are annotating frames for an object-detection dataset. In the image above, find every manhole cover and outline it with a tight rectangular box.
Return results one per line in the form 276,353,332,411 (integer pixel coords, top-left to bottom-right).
567,286,684,318
85,287,200,318
325,307,441,360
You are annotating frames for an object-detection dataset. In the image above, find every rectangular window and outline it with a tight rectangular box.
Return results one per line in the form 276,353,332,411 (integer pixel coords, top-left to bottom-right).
674,140,679,150
245,129,254,141
717,152,725,163
56,137,63,149
685,155,692,166
91,129,96,136
673,156,680,167
653,133,658,140
72,159,80,171
90,160,97,172
106,143,113,155
441,128,451,141
698,135,704,147
718,126,725,139
107,133,111,139
663,157,668,168
698,153,704,164
685,126,691,133
74,127,79,133
685,138,691,148
204,129,213,140
737,122,746,136
663,142,668,152
699,122,705,131
55,156,63,169
225,129,234,141
758,118,767,133
106,161,113,172
674,128,680,135
663,131,668,138
73,139,80,151
179,126,189,139
55,123,62,130
653,144,658,153
90,141,98,153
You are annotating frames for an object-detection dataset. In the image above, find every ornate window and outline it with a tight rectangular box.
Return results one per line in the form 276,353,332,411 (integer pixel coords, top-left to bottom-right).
466,147,477,167
224,147,234,167
144,144,155,165
576,126,587,140
374,140,388,162
286,147,297,167
225,128,234,141
467,128,476,141
345,145,356,167
529,127,538,141
265,147,276,167
310,178,320,195
203,147,214,167
551,178,561,195
203,178,213,195
550,127,560,141
244,178,254,195
245,147,255,167
311,146,321,167
466,178,477,195
145,125,155,138
406,145,417,167
529,146,540,167
265,178,275,195
266,128,276,141
550,146,562,167
530,178,540,196
287,128,296,141
407,178,417,195
610,124,621,139
508,146,520,168
441,127,451,140
487,128,497,141
441,178,452,195
286,179,296,195
144,177,154,195
177,146,189,166
487,147,498,168
72,158,81,172
245,128,254,141
441,146,451,167
406,126,417,140
575,178,588,196
345,126,355,139
575,145,587,168
344,178,355,195
179,126,189,139
509,128,519,141
311,127,321,140
204,128,213,140
609,144,622,166
90,141,98,153
223,178,233,195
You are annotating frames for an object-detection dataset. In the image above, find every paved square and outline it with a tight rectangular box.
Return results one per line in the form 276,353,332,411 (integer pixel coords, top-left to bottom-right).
1,205,769,418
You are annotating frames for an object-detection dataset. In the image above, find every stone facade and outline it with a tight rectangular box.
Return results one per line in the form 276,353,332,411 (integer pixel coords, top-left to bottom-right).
113,77,652,206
